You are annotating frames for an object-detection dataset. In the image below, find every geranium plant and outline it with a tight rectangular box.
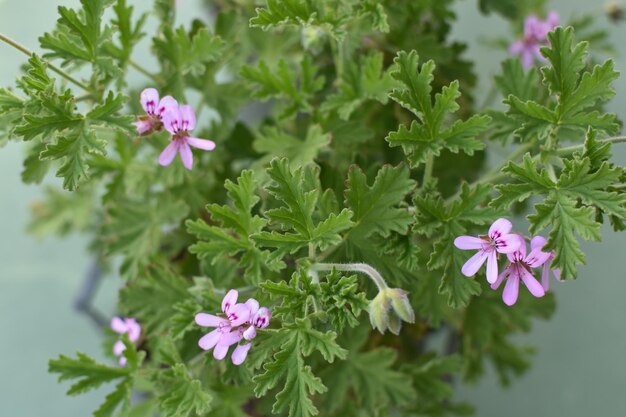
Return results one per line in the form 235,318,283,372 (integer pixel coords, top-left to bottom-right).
1,0,624,416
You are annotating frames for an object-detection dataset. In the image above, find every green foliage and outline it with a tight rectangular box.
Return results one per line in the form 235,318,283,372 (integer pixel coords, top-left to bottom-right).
263,269,368,331
253,158,355,256
253,318,347,417
157,364,213,417
386,50,490,167
493,138,626,279
502,27,619,141
187,170,283,283
49,338,143,417
414,184,502,307
1,1,623,417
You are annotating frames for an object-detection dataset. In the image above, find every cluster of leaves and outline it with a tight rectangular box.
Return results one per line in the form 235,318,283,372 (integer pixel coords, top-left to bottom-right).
0,0,624,417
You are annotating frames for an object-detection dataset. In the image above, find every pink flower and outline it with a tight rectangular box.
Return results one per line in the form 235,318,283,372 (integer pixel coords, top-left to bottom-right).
530,235,561,291
195,291,271,365
135,88,178,135
195,289,251,360
110,317,141,366
490,235,549,306
159,104,216,170
509,11,560,68
454,218,522,284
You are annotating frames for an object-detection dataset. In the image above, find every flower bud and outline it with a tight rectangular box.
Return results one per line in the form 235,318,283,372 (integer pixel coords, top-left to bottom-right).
368,290,390,334
367,288,415,334
387,288,415,324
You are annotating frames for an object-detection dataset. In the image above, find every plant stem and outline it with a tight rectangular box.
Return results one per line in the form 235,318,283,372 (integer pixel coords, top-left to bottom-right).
128,58,163,84
556,136,626,155
423,154,435,184
0,32,90,91
311,262,388,291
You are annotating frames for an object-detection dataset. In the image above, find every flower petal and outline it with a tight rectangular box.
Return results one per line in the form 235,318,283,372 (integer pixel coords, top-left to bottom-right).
243,326,256,340
502,273,520,306
232,343,252,365
542,264,550,292
553,268,561,281
134,119,153,135
219,330,243,347
525,247,550,268
159,141,179,166
253,307,272,329
530,235,547,251
140,88,159,115
118,356,127,367
158,96,178,117
179,104,196,131
509,40,524,55
213,343,230,360
126,319,141,342
454,236,485,250
522,50,534,69
222,289,238,314
489,218,513,238
245,298,260,318
496,233,523,254
486,250,499,284
186,137,216,150
111,317,126,334
228,303,251,327
461,250,489,277
198,329,221,350
179,140,193,170
113,340,126,356
491,268,509,290
195,313,228,327
161,107,181,134
520,268,545,298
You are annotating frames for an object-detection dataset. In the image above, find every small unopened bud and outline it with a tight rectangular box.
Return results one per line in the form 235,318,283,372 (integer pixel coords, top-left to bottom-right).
606,1,625,22
368,291,390,334
367,288,416,334
387,288,415,324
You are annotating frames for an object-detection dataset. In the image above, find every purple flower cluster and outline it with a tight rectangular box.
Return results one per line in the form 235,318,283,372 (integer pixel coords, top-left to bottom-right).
195,289,271,365
455,218,560,306
135,88,216,170
509,12,559,68
110,316,141,366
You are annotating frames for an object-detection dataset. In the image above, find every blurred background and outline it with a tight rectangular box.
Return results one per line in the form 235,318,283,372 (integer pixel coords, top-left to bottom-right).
1,0,625,416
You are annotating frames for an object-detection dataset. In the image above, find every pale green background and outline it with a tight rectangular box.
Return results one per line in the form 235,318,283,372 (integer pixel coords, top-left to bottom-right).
0,1,624,416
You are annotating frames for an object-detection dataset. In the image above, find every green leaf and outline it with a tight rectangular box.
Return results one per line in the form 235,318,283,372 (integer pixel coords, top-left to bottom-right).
102,196,189,276
494,59,540,102
253,318,347,417
28,186,94,237
94,381,132,417
241,56,324,118
49,352,130,395
157,364,213,417
250,0,346,39
321,52,397,119
156,25,225,76
322,342,416,413
387,51,489,166
119,265,190,332
253,158,354,255
344,164,415,243
252,125,330,168
188,170,284,283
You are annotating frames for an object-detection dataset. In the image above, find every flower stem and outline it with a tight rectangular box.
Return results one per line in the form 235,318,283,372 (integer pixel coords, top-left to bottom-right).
0,32,90,91
311,262,388,291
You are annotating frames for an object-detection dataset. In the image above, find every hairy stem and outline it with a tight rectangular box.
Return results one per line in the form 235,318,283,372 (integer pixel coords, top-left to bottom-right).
311,262,388,291
0,32,90,91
